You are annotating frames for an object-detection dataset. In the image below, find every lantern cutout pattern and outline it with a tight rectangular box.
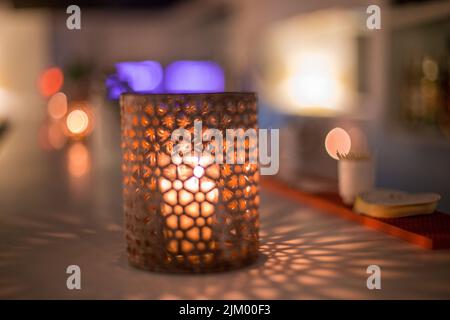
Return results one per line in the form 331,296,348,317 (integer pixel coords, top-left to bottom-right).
120,93,259,273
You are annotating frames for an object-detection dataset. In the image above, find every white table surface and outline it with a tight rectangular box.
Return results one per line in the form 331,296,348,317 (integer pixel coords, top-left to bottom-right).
1,123,450,299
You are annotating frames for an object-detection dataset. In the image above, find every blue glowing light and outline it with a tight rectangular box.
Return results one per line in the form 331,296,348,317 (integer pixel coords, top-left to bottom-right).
115,61,163,92
165,61,225,93
105,74,128,100
106,60,226,100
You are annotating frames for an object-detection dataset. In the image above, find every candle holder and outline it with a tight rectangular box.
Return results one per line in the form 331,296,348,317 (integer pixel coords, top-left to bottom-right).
120,93,259,273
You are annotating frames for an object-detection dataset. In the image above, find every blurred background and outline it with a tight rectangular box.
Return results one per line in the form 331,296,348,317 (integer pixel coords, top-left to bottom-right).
0,0,449,213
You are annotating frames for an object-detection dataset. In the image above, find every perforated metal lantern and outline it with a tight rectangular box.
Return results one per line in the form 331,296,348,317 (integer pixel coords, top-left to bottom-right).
120,93,259,273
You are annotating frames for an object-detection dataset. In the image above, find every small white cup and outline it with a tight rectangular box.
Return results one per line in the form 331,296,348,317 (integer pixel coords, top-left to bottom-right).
338,158,375,205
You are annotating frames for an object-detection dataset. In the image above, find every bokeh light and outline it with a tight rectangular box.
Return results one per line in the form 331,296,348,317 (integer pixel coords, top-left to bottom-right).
47,92,68,120
325,127,351,160
105,75,128,100
116,61,163,92
422,57,439,81
165,60,224,93
67,142,90,177
48,122,66,149
283,53,339,112
38,121,67,151
257,9,359,116
38,67,64,97
66,109,89,135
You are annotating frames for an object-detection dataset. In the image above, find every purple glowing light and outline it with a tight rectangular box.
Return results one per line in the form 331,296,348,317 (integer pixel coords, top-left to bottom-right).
165,61,225,93
115,61,163,92
105,75,127,100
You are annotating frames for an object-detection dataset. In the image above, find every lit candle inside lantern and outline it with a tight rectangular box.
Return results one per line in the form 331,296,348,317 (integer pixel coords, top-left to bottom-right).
120,92,259,273
159,156,219,257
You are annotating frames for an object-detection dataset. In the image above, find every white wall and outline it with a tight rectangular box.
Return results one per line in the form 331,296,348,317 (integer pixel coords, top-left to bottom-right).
0,4,51,196
0,4,50,121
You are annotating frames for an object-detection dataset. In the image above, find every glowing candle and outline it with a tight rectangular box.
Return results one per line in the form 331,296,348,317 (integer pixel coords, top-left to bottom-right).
121,93,259,273
159,156,218,258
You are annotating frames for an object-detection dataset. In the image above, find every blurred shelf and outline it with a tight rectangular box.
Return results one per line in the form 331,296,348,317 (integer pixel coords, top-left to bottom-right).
262,177,450,250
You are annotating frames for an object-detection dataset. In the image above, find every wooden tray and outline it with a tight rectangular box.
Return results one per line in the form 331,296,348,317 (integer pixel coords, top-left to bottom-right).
261,177,450,250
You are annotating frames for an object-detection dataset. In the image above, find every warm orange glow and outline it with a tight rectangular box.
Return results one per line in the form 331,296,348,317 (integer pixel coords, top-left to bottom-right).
160,156,219,254
47,92,68,120
38,122,67,150
258,9,360,116
63,101,94,138
284,53,340,111
39,67,64,97
67,142,90,177
66,109,89,135
47,122,66,150
325,127,351,160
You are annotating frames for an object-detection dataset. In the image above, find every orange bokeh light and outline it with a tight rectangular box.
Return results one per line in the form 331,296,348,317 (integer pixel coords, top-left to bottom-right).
47,92,68,120
325,127,351,160
38,121,67,151
47,122,66,149
66,109,89,135
39,67,64,97
67,142,90,177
